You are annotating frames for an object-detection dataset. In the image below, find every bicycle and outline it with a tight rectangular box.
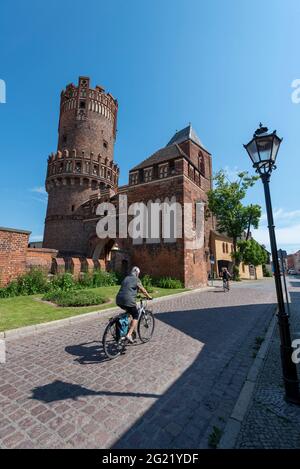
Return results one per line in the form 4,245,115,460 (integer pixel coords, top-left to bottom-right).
223,278,230,292
102,297,155,359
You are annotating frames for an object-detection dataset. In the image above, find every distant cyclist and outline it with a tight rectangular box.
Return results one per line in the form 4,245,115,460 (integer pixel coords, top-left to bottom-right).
222,267,232,289
116,266,152,343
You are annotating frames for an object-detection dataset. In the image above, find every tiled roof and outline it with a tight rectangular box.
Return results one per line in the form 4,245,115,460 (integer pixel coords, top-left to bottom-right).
131,144,187,171
130,124,207,172
167,124,206,149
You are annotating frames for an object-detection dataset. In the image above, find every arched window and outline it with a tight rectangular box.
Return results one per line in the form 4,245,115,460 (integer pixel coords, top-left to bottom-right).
226,243,229,253
222,242,225,253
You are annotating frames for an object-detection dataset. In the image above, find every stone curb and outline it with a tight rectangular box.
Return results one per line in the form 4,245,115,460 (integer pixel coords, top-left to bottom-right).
218,307,277,449
1,285,215,341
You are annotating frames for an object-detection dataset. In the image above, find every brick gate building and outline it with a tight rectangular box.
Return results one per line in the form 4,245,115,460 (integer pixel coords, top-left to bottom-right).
42,77,214,287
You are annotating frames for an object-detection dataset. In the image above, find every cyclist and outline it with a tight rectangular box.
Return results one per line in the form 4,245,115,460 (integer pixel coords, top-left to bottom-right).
116,266,152,343
222,267,232,289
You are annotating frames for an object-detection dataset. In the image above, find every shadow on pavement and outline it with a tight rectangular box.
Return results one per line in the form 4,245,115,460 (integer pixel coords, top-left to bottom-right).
112,302,275,448
30,380,161,403
29,301,276,448
65,338,142,365
65,341,108,364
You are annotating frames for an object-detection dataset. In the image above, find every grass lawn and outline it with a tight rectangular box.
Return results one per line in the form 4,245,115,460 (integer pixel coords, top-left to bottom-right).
0,286,187,332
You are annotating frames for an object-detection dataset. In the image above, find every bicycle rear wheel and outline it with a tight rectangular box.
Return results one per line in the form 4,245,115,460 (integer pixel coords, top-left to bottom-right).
102,318,125,359
137,310,155,343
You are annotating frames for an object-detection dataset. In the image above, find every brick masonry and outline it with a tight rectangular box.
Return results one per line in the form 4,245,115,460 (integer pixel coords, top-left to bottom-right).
0,280,276,449
26,248,58,273
40,76,216,288
0,228,31,287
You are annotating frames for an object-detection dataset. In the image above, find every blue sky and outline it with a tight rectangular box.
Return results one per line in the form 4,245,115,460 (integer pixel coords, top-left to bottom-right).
0,0,299,253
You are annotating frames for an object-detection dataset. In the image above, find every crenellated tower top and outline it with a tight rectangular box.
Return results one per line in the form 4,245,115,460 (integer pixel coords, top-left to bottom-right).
57,76,118,159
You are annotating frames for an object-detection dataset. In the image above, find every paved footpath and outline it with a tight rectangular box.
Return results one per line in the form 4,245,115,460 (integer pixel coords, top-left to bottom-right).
0,280,275,449
236,276,300,448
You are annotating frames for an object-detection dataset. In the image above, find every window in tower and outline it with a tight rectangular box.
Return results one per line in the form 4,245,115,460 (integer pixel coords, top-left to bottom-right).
93,165,98,175
75,162,81,173
79,100,86,109
103,140,108,149
62,134,67,143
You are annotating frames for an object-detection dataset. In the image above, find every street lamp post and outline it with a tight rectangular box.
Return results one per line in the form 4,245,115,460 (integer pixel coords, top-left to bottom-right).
244,124,300,405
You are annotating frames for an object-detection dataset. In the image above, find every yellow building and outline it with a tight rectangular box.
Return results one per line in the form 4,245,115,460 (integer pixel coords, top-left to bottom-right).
210,231,263,280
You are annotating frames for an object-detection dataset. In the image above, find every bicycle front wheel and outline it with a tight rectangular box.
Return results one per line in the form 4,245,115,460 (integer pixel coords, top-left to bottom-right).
102,319,125,359
137,310,155,343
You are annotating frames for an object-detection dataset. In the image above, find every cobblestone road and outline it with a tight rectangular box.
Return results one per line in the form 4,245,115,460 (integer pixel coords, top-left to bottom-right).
0,280,275,449
236,276,300,448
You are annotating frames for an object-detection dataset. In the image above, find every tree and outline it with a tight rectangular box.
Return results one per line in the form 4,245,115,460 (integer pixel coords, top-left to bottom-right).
207,170,262,279
237,239,268,278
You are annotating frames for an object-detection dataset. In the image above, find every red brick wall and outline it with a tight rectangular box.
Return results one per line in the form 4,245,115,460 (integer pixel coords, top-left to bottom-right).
0,228,31,287
183,175,213,288
26,248,58,273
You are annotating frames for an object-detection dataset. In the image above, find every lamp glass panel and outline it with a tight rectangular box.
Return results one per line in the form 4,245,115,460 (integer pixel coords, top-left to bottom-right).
256,137,273,162
271,136,281,162
246,139,259,164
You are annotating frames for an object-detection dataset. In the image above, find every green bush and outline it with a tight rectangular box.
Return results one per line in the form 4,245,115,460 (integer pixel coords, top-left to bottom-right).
0,280,19,298
17,269,49,295
49,273,76,292
91,270,119,287
232,265,241,281
154,277,183,289
43,289,109,307
0,268,120,299
141,274,154,292
78,272,94,288
0,269,49,298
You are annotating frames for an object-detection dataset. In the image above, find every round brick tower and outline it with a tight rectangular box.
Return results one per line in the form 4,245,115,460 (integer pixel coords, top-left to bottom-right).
43,76,119,255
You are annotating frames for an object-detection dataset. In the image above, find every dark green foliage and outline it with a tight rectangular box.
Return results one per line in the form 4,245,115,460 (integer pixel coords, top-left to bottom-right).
50,273,76,292
238,239,268,267
43,289,108,307
207,170,262,279
0,269,49,298
0,269,119,299
141,274,154,292
208,426,223,448
154,277,184,289
91,270,119,287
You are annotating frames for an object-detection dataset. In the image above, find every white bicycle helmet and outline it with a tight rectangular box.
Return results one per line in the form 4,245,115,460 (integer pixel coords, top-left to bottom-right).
131,266,140,277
